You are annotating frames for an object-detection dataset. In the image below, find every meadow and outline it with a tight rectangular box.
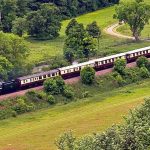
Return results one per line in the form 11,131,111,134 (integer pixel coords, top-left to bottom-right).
26,2,150,65
0,79,150,150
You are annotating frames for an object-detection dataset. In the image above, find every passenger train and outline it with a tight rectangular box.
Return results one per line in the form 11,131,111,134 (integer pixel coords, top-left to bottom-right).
0,46,150,95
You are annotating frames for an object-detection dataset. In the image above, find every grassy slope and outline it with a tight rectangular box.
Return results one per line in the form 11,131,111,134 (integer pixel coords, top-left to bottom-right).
0,79,150,150
117,0,150,38
26,4,150,64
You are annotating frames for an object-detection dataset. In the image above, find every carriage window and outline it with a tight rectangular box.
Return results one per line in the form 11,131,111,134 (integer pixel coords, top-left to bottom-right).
39,76,42,79
48,74,50,77
52,73,55,76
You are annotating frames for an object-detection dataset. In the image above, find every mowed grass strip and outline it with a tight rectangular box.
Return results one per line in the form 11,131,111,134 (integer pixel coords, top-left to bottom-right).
0,80,150,150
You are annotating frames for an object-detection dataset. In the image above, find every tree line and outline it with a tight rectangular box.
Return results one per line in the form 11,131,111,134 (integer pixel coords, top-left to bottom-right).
0,0,119,39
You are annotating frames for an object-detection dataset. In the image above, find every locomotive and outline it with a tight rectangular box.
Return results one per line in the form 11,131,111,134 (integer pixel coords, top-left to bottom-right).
0,46,150,95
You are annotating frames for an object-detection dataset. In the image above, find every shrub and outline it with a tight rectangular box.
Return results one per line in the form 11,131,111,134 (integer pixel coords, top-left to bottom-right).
112,72,126,86
13,98,35,114
113,59,126,75
80,67,95,85
136,56,149,68
124,68,140,83
63,86,74,100
44,77,65,95
139,67,150,78
49,56,69,70
47,95,56,105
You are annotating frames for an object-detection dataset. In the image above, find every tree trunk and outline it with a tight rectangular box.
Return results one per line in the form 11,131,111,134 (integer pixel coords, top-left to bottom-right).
133,31,140,41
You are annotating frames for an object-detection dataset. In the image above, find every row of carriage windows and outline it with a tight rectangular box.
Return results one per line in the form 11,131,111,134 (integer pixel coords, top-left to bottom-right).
22,73,58,84
62,50,150,74
129,50,148,58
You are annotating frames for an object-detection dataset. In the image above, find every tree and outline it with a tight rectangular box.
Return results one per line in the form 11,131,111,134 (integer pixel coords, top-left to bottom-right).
86,21,101,38
113,59,126,75
65,19,78,36
0,56,13,80
83,35,96,59
80,66,95,85
64,48,75,63
12,17,27,37
27,3,61,40
64,20,97,61
136,56,149,68
0,32,29,79
16,0,29,17
0,0,17,32
114,0,150,41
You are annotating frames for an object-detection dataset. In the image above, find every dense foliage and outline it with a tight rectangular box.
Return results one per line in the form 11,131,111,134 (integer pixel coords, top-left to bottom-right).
0,32,31,80
0,0,119,38
80,67,96,85
114,0,150,41
27,3,61,39
64,19,97,62
56,97,150,150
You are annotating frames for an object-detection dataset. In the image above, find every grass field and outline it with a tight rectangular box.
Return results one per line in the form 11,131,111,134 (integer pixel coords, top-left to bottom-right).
26,2,150,65
0,79,150,150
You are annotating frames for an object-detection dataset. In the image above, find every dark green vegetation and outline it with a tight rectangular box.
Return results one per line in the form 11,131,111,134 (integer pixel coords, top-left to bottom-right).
56,97,150,150
114,0,150,41
0,0,119,37
64,19,97,62
80,67,96,85
0,32,31,80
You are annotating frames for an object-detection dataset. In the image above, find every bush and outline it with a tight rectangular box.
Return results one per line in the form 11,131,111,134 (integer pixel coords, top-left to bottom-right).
63,86,74,100
139,67,150,78
112,72,126,86
47,95,56,105
136,56,149,68
113,59,126,75
49,56,69,70
0,109,17,120
44,77,65,95
13,98,35,114
80,67,95,85
124,68,140,83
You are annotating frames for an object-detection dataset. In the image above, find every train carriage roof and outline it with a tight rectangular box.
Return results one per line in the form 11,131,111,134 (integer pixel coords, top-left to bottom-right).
17,69,59,81
95,52,126,62
126,46,150,54
59,60,95,71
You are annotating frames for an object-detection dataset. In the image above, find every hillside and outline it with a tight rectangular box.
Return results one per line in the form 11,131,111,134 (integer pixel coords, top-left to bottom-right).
0,79,150,150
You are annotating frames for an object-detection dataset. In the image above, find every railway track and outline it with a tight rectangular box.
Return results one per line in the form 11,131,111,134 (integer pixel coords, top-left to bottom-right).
0,61,137,101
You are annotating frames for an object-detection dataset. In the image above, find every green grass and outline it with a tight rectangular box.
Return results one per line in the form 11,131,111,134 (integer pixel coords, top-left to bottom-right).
26,4,150,65
0,79,150,150
117,24,150,39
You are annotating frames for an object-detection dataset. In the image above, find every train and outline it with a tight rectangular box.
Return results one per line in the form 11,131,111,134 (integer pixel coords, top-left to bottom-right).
0,46,150,95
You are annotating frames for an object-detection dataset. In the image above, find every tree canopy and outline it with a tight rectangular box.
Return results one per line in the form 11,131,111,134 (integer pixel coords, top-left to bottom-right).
27,3,61,39
114,0,150,41
0,32,29,80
